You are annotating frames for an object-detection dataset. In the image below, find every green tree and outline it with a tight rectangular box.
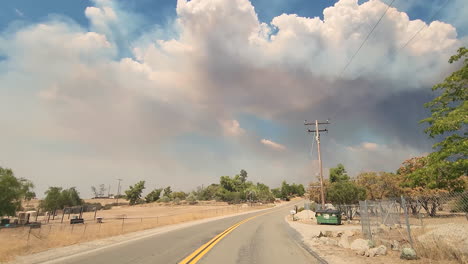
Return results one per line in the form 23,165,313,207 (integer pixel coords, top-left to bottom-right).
327,181,366,205
163,186,172,198
197,184,220,200
61,187,83,207
417,47,467,191
239,169,248,183
172,191,187,200
0,167,35,217
40,187,63,212
329,164,349,183
145,188,162,203
40,187,83,211
125,181,146,205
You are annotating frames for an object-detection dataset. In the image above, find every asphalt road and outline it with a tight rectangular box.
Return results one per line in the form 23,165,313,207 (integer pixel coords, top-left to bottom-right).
51,203,322,264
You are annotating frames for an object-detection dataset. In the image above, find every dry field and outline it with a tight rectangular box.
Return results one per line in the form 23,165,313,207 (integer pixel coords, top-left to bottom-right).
0,201,274,263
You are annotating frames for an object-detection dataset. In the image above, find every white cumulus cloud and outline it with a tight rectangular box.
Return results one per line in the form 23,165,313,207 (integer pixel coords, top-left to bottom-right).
261,139,286,151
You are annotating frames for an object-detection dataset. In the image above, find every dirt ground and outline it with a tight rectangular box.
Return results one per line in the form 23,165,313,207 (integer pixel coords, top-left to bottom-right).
0,201,275,263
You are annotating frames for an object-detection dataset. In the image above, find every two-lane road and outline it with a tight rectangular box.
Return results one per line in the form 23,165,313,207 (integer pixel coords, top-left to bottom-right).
41,203,323,264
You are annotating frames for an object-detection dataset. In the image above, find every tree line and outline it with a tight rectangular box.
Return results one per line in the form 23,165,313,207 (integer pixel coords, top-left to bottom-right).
0,167,305,216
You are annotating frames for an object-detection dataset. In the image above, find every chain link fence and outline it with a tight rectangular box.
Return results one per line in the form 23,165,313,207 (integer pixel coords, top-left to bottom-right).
360,191,468,263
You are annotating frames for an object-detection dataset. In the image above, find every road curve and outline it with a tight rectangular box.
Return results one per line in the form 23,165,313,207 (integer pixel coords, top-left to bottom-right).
42,203,322,264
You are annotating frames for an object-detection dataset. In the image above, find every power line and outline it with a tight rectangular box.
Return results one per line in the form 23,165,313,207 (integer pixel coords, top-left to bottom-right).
400,0,450,50
339,0,397,77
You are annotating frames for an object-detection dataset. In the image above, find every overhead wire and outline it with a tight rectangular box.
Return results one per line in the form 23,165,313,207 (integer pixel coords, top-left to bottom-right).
400,0,450,50
339,0,397,77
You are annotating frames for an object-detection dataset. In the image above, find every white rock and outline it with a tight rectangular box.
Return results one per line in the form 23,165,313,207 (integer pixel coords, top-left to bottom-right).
344,230,355,237
338,235,350,249
375,245,387,256
351,239,371,255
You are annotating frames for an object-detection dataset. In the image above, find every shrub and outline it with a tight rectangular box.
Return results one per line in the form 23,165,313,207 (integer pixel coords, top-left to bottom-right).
173,198,181,205
186,193,198,205
159,196,171,203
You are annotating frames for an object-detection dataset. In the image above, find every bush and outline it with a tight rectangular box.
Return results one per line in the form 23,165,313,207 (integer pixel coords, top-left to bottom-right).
103,204,113,210
186,193,198,205
173,198,181,205
159,196,171,203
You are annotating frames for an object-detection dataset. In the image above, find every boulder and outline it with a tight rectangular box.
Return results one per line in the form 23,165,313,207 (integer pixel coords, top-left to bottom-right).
400,248,418,260
327,239,338,246
374,245,387,256
324,231,333,237
344,230,355,237
338,235,350,249
319,237,329,244
351,239,371,255
332,231,344,237
391,240,400,251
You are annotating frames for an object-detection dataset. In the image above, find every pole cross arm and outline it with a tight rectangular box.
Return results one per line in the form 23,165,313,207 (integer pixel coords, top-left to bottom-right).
308,129,328,133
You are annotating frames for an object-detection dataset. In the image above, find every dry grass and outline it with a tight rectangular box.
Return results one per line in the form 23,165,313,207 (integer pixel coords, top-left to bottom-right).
0,203,273,263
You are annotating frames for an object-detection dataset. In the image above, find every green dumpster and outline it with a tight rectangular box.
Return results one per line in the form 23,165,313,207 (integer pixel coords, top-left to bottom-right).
315,209,342,225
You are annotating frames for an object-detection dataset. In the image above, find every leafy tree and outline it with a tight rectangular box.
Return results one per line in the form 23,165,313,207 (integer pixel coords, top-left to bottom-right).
40,187,63,211
327,181,366,205
220,176,237,192
197,184,220,200
163,186,172,198
125,181,146,205
271,188,281,198
416,47,467,191
61,187,83,207
0,167,35,217
145,188,162,203
239,169,248,183
329,164,349,183
172,191,187,200
40,187,83,211
356,172,403,200
280,181,291,200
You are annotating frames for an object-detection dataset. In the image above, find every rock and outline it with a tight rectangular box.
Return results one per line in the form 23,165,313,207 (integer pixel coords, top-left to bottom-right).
391,240,400,251
327,239,338,246
344,230,355,237
319,237,329,244
324,231,333,237
400,248,418,260
338,235,350,248
375,245,387,256
351,239,371,255
332,231,344,237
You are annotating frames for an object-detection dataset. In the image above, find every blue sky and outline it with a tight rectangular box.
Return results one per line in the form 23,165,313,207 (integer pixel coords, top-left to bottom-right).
0,0,465,197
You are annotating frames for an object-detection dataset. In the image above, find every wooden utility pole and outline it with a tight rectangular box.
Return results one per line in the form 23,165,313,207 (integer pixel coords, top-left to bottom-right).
305,120,329,209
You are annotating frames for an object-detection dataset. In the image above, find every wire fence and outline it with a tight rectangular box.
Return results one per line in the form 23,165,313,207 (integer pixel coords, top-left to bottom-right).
359,191,468,263
0,204,269,262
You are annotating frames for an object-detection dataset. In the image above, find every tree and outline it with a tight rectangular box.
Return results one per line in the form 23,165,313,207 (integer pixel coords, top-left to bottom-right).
91,186,99,198
125,181,146,205
163,186,172,198
145,188,162,203
327,181,366,205
61,187,83,207
0,167,35,217
356,172,403,200
172,191,187,200
417,47,467,191
40,187,83,211
329,164,349,183
99,184,106,197
239,169,248,183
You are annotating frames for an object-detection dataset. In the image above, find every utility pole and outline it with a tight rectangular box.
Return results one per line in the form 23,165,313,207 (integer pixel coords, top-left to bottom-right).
116,179,122,205
305,120,329,209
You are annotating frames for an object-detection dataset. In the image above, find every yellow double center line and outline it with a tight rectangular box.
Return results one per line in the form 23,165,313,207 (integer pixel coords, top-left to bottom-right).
178,211,273,264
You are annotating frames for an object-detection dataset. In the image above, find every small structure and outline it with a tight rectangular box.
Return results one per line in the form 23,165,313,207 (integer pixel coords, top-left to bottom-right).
315,209,342,225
